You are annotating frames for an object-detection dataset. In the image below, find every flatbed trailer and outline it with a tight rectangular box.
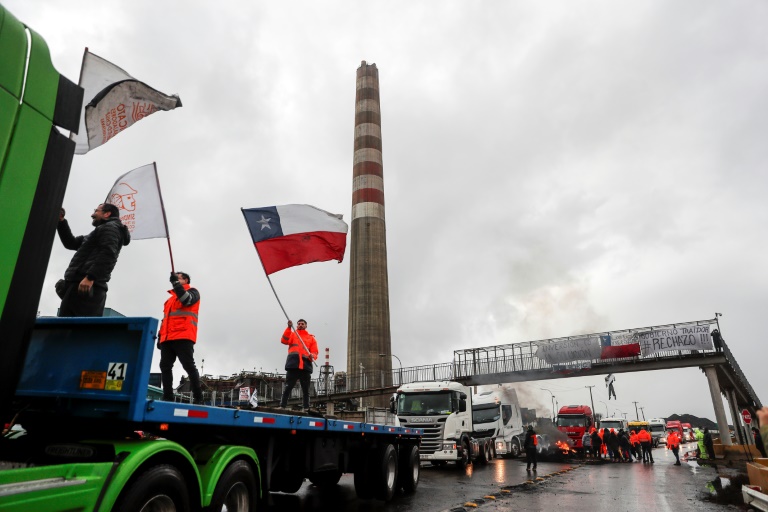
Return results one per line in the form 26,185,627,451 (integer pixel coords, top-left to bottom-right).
0,317,422,511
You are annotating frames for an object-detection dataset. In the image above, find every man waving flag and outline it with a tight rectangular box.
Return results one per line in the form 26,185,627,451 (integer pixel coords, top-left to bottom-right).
242,205,348,275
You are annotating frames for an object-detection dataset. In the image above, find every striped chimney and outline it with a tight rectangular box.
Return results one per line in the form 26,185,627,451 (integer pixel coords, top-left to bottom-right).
347,61,392,407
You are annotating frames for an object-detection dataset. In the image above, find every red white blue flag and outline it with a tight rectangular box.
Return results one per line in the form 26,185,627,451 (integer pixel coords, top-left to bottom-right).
242,204,348,275
599,334,640,359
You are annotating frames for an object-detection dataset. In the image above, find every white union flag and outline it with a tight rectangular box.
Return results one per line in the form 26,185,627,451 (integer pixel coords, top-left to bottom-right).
105,163,168,240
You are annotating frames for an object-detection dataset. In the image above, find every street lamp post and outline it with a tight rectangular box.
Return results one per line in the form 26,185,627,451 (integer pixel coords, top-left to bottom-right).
598,400,609,418
540,388,556,421
379,353,402,385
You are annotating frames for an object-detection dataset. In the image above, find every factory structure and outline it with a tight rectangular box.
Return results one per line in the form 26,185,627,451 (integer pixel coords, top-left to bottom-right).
347,61,393,408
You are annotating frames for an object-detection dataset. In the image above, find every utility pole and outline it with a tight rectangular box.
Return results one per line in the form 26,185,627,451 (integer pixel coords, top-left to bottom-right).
639,407,646,421
585,385,596,418
632,401,640,421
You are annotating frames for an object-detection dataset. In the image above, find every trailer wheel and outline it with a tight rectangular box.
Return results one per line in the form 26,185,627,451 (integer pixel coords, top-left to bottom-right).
478,440,488,463
309,470,342,487
458,438,471,469
374,444,399,501
209,460,258,512
275,472,304,494
509,438,521,458
483,440,493,463
398,444,420,493
353,449,375,500
114,464,190,512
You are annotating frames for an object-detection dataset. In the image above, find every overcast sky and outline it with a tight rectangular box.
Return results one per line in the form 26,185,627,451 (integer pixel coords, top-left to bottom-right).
9,1,767,423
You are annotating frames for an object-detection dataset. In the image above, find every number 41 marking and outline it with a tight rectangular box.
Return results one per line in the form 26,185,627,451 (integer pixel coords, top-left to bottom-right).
108,362,127,381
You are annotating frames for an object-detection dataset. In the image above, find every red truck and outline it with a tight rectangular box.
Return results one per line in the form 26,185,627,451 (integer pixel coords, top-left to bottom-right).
556,405,595,452
666,420,684,443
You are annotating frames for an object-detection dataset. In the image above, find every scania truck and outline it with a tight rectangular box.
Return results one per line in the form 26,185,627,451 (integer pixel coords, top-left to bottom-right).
393,381,494,468
0,6,422,510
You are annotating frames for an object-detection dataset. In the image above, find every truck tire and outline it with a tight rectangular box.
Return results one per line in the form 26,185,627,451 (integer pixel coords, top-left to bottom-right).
483,440,492,463
374,444,399,501
509,438,521,458
490,442,497,459
354,449,375,499
209,460,258,512
478,440,489,464
114,464,190,512
398,444,420,493
276,472,304,494
458,438,471,469
309,470,342,487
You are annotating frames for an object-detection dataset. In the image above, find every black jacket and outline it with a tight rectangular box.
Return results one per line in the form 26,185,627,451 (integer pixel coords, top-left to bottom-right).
58,217,131,289
524,430,537,449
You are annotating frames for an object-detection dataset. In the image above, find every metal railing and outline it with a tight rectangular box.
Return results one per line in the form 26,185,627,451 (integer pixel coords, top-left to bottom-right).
204,318,760,409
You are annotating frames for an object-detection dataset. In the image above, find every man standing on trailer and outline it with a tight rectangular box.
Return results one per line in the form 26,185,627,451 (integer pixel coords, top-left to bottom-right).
279,319,318,409
56,205,130,316
158,272,204,404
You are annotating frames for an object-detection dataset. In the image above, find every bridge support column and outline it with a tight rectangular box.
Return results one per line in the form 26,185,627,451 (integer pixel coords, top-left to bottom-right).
703,365,732,446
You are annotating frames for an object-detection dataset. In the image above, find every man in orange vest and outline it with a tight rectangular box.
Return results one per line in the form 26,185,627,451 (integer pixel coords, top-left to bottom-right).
159,272,203,404
279,319,319,409
638,428,654,463
667,430,681,465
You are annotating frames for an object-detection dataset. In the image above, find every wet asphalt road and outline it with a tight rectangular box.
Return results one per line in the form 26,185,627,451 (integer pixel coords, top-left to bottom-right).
263,442,728,512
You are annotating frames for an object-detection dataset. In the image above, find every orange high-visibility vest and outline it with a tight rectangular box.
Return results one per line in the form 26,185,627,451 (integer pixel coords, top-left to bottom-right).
667,432,680,449
638,429,652,443
282,328,318,370
159,284,199,343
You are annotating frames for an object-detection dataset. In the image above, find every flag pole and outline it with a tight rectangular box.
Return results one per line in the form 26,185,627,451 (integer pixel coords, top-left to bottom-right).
241,208,317,367
153,162,175,273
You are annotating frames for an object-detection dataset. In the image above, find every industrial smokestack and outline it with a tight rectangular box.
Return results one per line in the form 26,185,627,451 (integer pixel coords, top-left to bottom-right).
347,61,392,408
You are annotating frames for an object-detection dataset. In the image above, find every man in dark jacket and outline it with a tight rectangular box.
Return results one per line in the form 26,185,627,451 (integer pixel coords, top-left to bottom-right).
524,425,538,471
57,204,130,316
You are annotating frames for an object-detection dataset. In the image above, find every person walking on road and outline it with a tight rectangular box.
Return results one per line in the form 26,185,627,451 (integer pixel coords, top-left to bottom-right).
638,428,654,463
667,430,682,465
56,205,130,317
524,425,538,471
279,319,318,409
158,272,203,404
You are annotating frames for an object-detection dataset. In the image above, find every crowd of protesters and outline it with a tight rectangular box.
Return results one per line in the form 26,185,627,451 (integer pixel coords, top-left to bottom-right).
580,426,658,463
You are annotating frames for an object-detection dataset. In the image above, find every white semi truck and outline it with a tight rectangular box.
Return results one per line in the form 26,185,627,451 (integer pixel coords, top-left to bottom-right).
471,387,526,458
392,381,495,468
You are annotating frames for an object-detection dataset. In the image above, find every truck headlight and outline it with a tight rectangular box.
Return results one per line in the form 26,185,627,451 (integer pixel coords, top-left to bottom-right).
443,442,456,451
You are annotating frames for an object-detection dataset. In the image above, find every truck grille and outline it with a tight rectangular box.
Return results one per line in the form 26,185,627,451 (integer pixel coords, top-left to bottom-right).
400,419,445,454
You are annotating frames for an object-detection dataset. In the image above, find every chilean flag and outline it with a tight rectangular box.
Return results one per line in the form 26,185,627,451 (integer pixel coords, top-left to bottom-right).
242,205,348,275
600,334,640,359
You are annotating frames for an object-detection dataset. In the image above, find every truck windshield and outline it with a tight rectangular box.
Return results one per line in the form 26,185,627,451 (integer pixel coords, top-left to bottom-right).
397,392,452,415
600,421,623,430
556,416,586,427
472,404,501,423
650,425,665,432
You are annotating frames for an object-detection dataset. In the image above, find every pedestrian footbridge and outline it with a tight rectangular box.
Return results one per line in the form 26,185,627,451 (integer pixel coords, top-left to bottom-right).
310,317,761,448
